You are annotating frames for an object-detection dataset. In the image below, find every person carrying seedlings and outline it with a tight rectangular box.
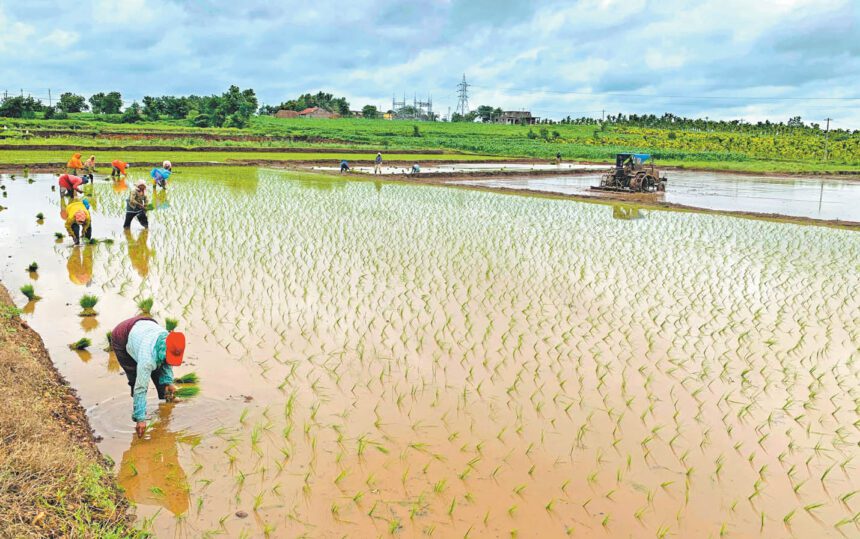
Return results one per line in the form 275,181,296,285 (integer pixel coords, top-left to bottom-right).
111,159,131,179
67,152,84,174
64,198,92,245
340,160,350,173
150,162,172,190
124,180,149,229
374,152,383,174
58,173,85,197
110,316,186,438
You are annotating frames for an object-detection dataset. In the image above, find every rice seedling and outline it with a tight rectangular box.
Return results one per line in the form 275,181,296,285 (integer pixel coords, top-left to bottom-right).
36,212,44,220
137,296,154,314
53,231,63,240
175,372,199,384
176,386,200,398
165,317,179,331
79,294,99,316
20,284,39,300
26,261,38,272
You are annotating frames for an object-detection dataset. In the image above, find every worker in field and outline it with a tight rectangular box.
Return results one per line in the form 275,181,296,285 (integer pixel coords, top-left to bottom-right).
67,153,84,174
58,173,85,197
556,151,562,164
340,160,350,173
111,159,131,179
64,197,92,245
110,315,185,438
409,163,420,176
374,152,383,174
124,180,149,229
150,161,172,190
83,155,97,174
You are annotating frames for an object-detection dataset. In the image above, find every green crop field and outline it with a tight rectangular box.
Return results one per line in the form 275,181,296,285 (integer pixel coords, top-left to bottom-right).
1,115,858,174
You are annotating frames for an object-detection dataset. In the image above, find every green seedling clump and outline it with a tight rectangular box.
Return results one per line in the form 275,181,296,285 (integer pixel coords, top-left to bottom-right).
137,297,154,314
165,317,179,331
68,338,91,350
36,212,44,220
175,372,199,384
79,294,99,316
54,232,64,240
26,261,38,272
104,331,113,352
20,284,39,300
176,386,200,398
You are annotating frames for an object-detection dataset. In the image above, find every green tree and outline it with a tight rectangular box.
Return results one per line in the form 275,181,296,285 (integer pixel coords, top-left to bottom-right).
120,102,143,123
89,91,123,114
475,105,499,123
362,105,378,119
57,92,88,113
0,95,43,118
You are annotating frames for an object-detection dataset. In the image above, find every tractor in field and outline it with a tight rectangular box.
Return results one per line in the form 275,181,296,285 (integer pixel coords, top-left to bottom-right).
591,153,667,193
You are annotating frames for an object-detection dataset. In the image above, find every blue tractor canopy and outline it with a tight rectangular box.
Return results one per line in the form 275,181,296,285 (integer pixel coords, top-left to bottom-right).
615,153,652,167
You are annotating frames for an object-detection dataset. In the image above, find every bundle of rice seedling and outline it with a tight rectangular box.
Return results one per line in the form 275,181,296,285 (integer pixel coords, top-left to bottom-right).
79,294,99,316
68,338,91,350
20,284,39,300
137,297,154,314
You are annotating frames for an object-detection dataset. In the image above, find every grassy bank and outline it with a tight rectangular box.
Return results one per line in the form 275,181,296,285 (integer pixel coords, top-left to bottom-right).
0,285,137,538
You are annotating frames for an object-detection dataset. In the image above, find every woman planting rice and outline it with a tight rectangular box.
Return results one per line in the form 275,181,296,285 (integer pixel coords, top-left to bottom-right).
124,180,149,229
64,198,92,245
151,160,172,190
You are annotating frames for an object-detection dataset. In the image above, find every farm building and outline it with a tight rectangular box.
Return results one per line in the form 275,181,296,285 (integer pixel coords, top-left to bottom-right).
298,107,340,119
274,109,300,119
496,111,539,125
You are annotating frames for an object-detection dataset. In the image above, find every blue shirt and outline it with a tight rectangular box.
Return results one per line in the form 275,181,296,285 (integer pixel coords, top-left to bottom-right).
150,168,172,181
126,320,173,421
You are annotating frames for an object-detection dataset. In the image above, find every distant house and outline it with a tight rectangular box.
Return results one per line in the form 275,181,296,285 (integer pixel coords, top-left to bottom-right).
383,112,394,120
274,109,300,119
298,107,340,119
496,111,538,125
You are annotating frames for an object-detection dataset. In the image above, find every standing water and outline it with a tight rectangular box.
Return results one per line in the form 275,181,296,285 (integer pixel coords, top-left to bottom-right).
0,169,858,537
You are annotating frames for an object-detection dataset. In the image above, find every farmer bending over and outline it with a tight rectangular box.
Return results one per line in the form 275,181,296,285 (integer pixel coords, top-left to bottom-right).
409,163,420,176
151,161,172,190
110,316,186,438
64,198,92,245
124,180,149,229
340,160,350,173
111,159,131,179
84,155,97,174
58,173,85,197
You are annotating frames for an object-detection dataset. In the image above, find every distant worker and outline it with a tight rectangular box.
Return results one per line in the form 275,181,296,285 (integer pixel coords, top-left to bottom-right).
150,161,172,190
124,180,149,230
58,173,85,197
556,151,562,164
111,159,131,179
109,316,185,438
409,163,420,176
84,155,97,174
374,152,383,174
340,160,350,173
64,198,92,245
67,153,83,174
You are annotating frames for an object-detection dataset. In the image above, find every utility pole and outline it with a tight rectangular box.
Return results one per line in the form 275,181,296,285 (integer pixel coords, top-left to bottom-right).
48,89,51,107
823,117,832,161
601,109,605,122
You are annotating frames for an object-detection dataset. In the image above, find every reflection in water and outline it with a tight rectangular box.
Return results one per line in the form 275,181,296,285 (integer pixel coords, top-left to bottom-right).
67,245,94,285
153,190,169,211
80,316,99,332
117,404,191,516
612,204,644,220
74,349,92,363
107,350,120,373
113,179,128,194
125,229,153,278
22,299,38,314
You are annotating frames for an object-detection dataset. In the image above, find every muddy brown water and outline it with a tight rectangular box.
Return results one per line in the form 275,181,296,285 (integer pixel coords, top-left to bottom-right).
0,168,858,538
451,171,860,222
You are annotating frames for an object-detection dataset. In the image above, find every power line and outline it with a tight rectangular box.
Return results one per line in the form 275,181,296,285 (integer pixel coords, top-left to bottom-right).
455,74,470,116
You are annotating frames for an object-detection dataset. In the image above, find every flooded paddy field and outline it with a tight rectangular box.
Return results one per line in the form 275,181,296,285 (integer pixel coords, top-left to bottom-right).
313,162,607,175
0,168,859,537
452,170,860,222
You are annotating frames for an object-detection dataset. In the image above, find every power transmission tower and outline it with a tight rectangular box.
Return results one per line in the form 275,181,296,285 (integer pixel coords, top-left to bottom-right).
823,117,832,161
455,74,470,116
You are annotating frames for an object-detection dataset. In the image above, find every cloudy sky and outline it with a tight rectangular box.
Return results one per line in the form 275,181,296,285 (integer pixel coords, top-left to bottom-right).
1,0,858,127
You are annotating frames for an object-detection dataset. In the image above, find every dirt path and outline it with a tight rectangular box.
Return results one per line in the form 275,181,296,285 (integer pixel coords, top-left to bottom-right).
0,284,135,537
